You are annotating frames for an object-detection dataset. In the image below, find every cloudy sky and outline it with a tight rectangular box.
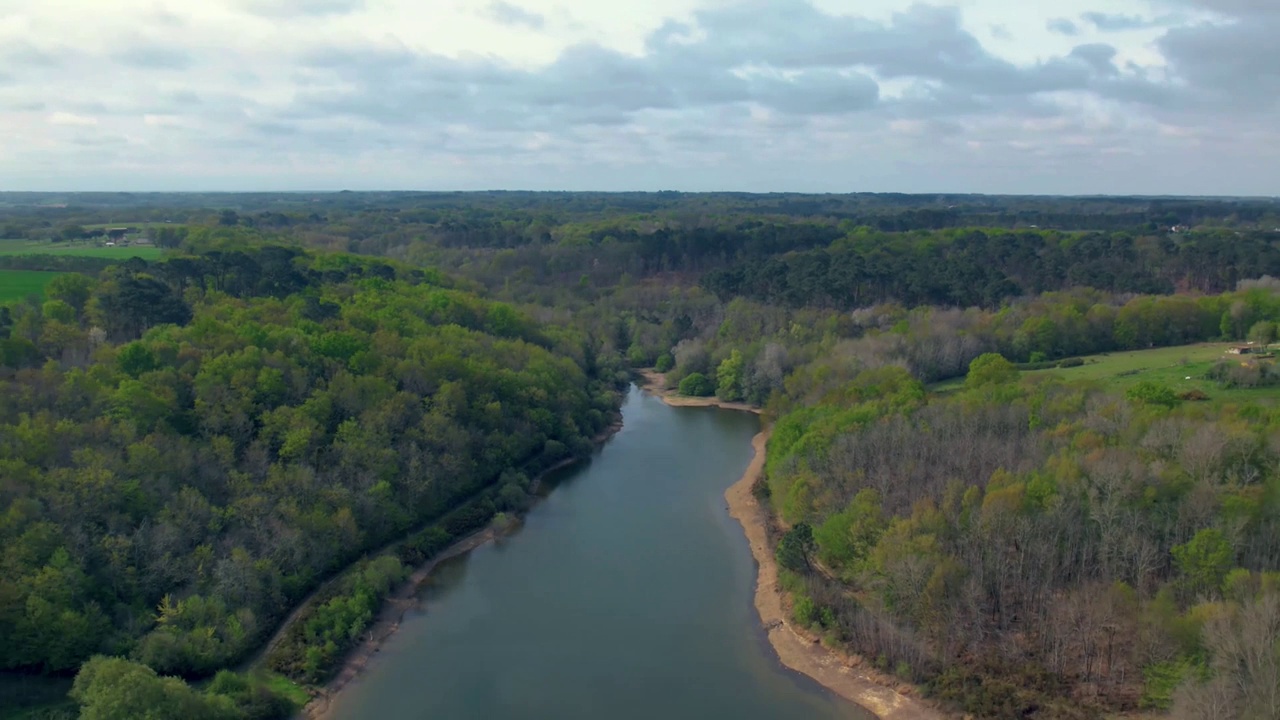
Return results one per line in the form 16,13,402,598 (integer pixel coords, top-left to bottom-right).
0,0,1276,194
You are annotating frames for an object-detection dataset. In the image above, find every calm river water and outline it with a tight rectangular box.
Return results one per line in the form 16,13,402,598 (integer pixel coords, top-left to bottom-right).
329,385,870,720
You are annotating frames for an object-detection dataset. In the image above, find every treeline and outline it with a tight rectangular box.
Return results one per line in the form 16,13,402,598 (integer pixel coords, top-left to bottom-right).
5,192,1278,238
761,358,1280,719
607,280,1280,417
0,246,624,715
700,227,1280,309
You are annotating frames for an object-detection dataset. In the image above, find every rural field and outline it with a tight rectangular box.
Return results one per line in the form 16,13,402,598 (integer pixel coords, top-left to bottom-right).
0,238,163,260
0,269,60,301
937,342,1280,404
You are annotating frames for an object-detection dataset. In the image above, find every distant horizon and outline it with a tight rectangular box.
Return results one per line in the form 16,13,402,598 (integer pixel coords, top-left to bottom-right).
1,189,1277,201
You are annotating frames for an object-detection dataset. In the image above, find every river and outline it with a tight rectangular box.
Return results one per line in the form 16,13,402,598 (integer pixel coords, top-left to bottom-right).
327,385,871,720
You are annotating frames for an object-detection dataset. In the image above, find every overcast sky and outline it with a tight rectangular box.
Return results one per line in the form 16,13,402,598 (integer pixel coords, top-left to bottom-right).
0,0,1276,195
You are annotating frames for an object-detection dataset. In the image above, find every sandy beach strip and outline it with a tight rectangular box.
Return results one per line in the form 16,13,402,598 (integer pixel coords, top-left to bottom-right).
722,429,950,720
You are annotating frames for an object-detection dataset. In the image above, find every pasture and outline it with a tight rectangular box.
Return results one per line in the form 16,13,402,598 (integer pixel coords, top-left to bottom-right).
0,270,59,302
936,343,1280,404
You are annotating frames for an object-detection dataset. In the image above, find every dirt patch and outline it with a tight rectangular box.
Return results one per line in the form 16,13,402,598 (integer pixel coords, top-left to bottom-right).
724,430,952,720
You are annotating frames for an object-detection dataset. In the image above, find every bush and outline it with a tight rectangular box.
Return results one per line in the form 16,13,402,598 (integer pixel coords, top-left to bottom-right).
1126,381,1181,408
793,595,818,626
751,475,771,501
267,556,407,683
1057,357,1084,368
654,353,674,373
677,372,715,397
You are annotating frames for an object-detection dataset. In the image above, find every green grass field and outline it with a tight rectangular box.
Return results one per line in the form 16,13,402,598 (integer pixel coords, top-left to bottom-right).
0,270,60,301
0,238,162,260
935,343,1280,404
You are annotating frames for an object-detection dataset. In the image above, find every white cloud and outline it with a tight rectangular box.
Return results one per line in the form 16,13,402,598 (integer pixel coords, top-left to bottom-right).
48,112,98,126
0,0,1275,194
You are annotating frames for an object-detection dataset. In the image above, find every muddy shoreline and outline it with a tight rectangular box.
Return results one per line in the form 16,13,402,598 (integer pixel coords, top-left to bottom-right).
295,418,625,720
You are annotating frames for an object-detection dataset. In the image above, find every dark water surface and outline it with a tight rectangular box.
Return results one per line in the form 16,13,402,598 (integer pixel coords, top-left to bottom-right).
330,385,870,720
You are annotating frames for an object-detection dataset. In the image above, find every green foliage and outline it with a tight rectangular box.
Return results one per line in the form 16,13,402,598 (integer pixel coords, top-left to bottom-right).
654,352,674,373
1247,320,1277,345
70,657,238,720
768,370,1279,716
205,670,299,720
793,594,817,626
0,246,622,688
775,523,815,573
1173,529,1235,596
677,372,715,397
44,272,95,313
814,489,885,574
1126,380,1182,408
715,349,745,401
965,352,1017,388
116,342,160,377
1140,659,1193,710
267,556,406,683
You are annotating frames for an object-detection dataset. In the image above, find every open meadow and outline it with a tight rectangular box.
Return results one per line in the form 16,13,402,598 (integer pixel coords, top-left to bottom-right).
936,342,1280,404
0,270,59,301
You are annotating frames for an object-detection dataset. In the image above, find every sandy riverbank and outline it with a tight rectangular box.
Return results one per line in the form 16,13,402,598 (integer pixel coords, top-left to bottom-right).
723,429,950,720
637,369,762,414
296,419,624,720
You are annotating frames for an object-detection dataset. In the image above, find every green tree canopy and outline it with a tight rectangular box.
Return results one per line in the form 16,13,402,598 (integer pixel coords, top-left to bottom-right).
965,352,1017,389
71,656,238,720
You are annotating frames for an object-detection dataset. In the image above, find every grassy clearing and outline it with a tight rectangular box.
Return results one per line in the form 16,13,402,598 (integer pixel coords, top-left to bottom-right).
259,672,311,707
0,270,60,301
935,343,1280,404
1027,343,1280,403
0,238,162,260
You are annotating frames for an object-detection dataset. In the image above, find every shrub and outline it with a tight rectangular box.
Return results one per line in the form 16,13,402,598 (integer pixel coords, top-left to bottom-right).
1126,381,1181,407
654,353,674,373
677,372,714,397
793,595,817,626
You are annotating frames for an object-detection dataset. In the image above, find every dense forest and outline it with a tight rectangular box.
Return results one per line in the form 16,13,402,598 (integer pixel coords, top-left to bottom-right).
0,243,624,718
2,191,1279,719
764,361,1280,719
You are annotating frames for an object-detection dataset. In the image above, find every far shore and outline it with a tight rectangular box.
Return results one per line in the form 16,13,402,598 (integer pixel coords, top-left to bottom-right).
636,371,949,720
636,369,763,414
